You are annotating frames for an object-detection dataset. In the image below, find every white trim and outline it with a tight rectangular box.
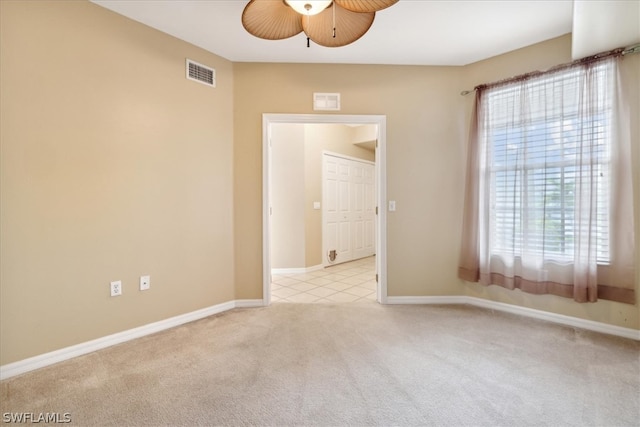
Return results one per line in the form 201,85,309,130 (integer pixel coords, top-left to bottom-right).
0,299,259,380
262,116,272,306
375,120,387,304
468,297,640,340
272,265,324,275
234,299,266,308
386,296,640,341
386,296,469,305
4,295,636,380
262,114,387,306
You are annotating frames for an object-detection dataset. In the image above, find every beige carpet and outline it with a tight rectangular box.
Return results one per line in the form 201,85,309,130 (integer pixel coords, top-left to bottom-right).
1,302,639,426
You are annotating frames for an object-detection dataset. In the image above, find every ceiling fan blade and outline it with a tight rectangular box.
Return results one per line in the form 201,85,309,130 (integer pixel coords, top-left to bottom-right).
334,0,398,13
242,0,303,40
303,3,374,47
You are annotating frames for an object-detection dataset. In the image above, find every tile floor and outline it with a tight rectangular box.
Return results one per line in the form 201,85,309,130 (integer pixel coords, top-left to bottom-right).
271,256,377,303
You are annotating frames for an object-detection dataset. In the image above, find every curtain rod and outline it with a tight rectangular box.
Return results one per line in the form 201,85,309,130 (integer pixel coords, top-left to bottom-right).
459,43,640,96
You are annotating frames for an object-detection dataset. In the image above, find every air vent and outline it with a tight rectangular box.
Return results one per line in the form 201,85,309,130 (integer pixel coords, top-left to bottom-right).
313,93,340,111
186,59,215,87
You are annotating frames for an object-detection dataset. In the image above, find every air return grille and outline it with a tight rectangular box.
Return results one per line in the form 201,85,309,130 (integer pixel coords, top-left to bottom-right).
313,93,340,111
186,59,215,87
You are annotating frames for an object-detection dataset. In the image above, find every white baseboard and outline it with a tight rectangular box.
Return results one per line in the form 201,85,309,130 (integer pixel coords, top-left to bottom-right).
0,299,258,381
234,299,266,308
4,295,637,381
386,295,640,341
272,264,323,275
386,296,469,305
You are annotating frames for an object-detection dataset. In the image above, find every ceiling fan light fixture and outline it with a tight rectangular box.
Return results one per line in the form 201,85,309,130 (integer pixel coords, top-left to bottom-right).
242,0,398,47
285,0,333,16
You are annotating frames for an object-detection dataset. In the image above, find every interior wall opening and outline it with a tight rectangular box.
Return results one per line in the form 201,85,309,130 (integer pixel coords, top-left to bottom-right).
262,114,387,306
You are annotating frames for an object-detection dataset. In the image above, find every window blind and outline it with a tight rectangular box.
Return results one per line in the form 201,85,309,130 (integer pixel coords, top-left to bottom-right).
482,62,613,264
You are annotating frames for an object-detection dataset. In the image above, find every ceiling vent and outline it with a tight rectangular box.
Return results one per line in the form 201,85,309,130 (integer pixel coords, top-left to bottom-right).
313,93,341,111
186,59,215,87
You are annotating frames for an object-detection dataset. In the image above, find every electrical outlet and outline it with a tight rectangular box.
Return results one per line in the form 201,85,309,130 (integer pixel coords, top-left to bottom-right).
140,275,150,291
110,280,122,297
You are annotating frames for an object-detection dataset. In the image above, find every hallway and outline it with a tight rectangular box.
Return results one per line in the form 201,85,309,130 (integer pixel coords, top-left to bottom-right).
271,256,376,303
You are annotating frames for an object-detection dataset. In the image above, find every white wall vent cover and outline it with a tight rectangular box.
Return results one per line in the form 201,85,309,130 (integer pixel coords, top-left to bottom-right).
313,93,340,111
186,59,215,87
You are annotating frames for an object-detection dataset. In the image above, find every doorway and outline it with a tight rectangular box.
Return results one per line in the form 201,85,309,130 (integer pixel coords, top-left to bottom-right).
262,114,387,305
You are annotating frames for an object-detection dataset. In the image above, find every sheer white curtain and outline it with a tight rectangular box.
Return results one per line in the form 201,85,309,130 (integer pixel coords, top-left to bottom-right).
459,54,635,304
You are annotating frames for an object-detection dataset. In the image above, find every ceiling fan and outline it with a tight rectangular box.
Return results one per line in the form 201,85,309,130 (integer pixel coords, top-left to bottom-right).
241,0,399,47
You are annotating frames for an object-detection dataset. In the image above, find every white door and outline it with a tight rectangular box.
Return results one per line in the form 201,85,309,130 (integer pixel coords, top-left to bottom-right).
324,155,352,264
323,154,375,266
354,162,376,260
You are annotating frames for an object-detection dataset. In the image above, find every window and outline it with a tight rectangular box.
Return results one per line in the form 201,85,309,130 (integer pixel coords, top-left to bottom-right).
458,53,636,304
483,64,612,264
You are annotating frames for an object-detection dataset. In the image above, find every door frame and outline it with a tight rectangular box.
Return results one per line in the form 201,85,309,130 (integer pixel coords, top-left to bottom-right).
262,113,387,305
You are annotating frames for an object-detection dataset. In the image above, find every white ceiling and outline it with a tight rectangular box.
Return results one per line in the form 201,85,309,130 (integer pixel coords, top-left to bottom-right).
91,0,575,66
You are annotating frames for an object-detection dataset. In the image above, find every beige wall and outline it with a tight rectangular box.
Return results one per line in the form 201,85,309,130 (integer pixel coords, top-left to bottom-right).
352,125,378,146
303,124,375,267
271,124,306,269
234,63,466,299
461,35,640,329
0,1,235,364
